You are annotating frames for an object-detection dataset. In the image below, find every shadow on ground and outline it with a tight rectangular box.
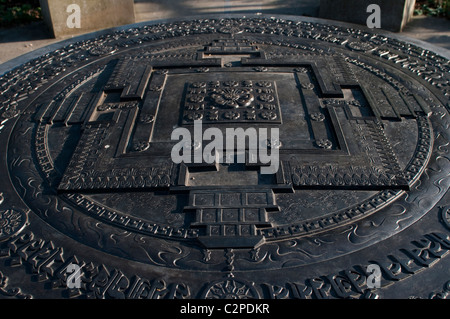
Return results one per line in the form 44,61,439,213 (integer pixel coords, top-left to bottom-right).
0,21,51,43
134,0,320,22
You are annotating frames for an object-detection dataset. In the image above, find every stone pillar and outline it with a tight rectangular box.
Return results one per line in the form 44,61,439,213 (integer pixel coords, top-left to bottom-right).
319,0,416,32
447,0,450,19
39,0,135,38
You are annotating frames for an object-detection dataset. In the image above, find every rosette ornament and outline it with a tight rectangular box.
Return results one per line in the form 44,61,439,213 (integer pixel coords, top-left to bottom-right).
211,88,254,109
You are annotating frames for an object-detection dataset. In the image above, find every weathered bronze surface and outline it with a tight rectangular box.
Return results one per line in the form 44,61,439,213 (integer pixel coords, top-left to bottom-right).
0,15,449,299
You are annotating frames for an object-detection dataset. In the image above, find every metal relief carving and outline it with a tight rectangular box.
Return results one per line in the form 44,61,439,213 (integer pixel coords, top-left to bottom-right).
0,15,449,299
0,210,27,242
183,79,282,124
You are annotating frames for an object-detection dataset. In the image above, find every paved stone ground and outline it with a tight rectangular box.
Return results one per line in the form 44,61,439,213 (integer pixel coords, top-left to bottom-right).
401,15,450,51
0,0,448,66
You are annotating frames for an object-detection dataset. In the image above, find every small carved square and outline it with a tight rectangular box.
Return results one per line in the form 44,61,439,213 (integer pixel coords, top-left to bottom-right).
239,225,253,236
209,225,221,236
194,193,215,206
247,193,267,205
221,193,241,206
222,209,239,222
202,209,217,222
244,208,260,222
224,225,237,236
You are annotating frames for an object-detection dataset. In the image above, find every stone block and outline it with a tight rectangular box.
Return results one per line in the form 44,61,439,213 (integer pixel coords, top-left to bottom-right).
319,0,416,32
39,0,135,38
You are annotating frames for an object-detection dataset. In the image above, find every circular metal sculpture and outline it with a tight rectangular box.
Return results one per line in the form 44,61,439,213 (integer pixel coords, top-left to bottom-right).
0,15,449,299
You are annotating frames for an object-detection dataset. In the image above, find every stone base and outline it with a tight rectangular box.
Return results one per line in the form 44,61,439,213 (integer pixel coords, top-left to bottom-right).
319,0,416,32
39,0,135,38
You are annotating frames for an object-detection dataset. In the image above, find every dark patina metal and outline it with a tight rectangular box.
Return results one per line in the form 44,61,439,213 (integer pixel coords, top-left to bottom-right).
0,15,449,299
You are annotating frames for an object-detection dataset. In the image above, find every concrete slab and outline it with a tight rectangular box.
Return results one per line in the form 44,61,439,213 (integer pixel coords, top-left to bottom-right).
39,0,136,38
318,0,416,32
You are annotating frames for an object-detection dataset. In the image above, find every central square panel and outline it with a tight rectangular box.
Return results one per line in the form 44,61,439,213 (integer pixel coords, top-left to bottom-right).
182,79,282,124
151,70,314,149
58,60,410,192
